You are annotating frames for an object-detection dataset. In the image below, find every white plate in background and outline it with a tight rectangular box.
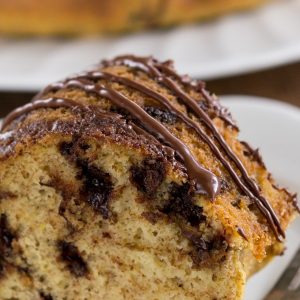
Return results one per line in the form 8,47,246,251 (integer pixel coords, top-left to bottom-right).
0,0,300,91
222,95,300,300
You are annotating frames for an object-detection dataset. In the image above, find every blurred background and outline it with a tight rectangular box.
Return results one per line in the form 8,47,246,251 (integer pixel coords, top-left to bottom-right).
0,0,299,115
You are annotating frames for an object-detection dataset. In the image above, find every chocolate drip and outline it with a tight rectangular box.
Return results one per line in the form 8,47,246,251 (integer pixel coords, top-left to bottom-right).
61,79,219,198
0,88,219,198
1,98,80,131
1,55,286,239
70,70,281,237
159,72,283,238
100,55,284,239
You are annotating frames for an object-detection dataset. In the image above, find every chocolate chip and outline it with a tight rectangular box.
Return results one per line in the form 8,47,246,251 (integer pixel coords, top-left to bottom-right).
77,160,113,219
0,191,16,200
241,141,265,168
210,235,228,252
231,198,241,209
183,229,228,266
131,158,166,195
144,106,177,125
0,261,4,276
0,214,16,277
141,211,163,225
39,291,53,300
59,141,74,156
182,229,208,250
102,232,112,239
110,106,131,119
57,240,88,277
219,178,230,194
0,214,15,256
79,143,90,151
181,227,211,266
162,183,205,227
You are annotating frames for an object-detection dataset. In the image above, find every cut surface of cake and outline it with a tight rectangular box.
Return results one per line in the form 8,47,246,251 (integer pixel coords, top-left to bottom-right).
0,55,298,300
0,0,270,35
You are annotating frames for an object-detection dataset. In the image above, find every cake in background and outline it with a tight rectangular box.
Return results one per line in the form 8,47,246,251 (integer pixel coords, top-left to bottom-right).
0,0,270,35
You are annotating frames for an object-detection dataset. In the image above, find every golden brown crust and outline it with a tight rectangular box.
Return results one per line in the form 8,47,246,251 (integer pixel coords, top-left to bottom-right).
0,55,297,299
0,108,169,162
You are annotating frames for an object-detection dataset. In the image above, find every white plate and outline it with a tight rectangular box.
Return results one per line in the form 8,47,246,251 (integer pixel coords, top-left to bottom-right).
222,96,300,300
0,0,300,91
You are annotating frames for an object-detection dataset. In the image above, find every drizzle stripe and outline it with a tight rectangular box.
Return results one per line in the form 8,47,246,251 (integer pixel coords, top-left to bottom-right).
1,98,80,131
108,55,284,238
62,79,220,199
1,55,285,239
80,70,281,238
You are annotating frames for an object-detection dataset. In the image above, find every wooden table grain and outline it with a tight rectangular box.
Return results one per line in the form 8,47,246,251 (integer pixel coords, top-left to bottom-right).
0,61,299,118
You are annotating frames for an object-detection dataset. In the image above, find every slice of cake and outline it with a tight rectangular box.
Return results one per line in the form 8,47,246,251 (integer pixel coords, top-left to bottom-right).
0,55,297,300
0,0,269,35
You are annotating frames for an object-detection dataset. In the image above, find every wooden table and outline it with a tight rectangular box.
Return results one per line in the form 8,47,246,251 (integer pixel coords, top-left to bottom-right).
0,61,299,118
209,61,300,108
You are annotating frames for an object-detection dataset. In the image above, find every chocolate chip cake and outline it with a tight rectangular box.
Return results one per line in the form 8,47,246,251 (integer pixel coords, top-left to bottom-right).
0,0,269,35
0,55,298,300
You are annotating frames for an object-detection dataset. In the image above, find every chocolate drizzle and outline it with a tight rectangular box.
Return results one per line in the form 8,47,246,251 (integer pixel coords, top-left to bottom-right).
2,89,220,199
67,79,220,198
155,60,237,129
104,55,237,128
0,55,287,239
0,98,80,131
76,70,283,237
100,55,284,239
